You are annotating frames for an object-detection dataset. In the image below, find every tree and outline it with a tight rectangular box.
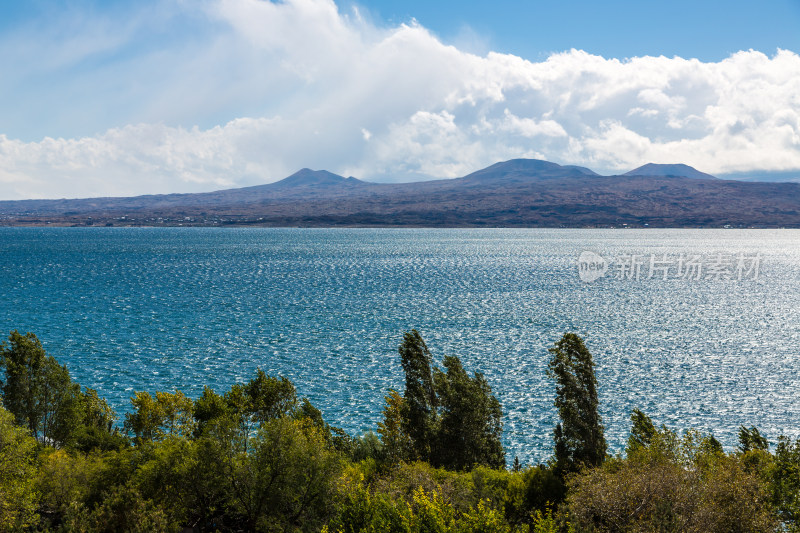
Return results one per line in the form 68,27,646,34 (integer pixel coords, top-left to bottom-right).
627,408,658,453
770,436,800,528
124,390,194,443
433,355,505,470
0,402,38,529
80,387,117,432
738,426,769,453
0,330,47,433
547,333,606,475
244,370,297,424
192,385,229,438
393,330,506,471
229,417,343,531
378,389,412,464
294,397,355,454
39,356,84,446
398,330,438,462
0,330,88,447
192,371,301,454
70,484,171,533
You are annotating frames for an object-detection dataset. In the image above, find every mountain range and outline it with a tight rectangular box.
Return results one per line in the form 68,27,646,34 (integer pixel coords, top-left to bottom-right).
2,160,799,227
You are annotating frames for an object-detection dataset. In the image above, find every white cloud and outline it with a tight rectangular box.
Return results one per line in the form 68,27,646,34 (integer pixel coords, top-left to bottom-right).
501,110,568,138
0,0,798,199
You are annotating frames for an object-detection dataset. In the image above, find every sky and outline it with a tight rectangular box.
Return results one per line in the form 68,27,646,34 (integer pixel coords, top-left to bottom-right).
0,0,799,199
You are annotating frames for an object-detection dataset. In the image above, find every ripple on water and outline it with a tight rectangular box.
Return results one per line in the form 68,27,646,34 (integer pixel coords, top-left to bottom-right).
0,227,799,465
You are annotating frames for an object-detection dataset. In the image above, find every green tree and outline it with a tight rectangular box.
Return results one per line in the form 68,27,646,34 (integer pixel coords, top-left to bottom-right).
229,417,343,532
124,390,194,443
547,333,606,475
0,331,47,432
378,389,413,464
198,370,299,451
192,385,232,440
399,330,438,462
75,386,126,452
738,425,769,453
394,331,506,470
627,408,658,453
81,387,116,432
245,370,297,424
770,436,800,529
294,397,356,455
433,355,505,470
67,483,172,533
0,330,89,447
502,465,565,525
407,487,456,533
325,472,410,533
0,402,38,529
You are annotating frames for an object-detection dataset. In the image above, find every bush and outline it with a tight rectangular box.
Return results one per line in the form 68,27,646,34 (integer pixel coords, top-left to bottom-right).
566,429,777,532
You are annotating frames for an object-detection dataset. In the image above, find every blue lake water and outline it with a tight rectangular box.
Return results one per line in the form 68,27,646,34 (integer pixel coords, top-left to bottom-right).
1,227,799,464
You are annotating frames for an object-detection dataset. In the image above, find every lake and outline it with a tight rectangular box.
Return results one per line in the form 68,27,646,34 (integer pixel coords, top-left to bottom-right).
1,227,799,464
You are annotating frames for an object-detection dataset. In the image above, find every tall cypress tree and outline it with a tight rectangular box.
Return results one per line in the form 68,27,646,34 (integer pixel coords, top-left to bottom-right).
547,333,606,475
398,329,438,461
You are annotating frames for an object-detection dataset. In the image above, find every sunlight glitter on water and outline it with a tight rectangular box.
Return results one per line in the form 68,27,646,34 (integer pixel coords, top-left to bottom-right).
1,227,799,465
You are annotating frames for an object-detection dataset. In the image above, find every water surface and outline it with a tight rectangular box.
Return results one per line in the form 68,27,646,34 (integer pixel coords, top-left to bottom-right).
1,227,798,464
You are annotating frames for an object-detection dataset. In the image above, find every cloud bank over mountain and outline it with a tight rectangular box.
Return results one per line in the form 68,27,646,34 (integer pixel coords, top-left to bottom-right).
0,0,798,199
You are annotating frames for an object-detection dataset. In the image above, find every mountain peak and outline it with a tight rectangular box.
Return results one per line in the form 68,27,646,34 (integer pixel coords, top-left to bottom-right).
462,158,598,183
271,169,364,188
624,163,717,180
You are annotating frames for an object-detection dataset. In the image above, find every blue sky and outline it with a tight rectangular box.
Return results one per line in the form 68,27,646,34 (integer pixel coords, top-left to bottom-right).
0,0,799,199
352,0,800,61
7,0,797,60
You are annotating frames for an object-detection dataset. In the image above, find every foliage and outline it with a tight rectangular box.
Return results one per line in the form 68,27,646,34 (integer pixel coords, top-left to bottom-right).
36,447,105,527
738,425,769,453
378,389,413,465
4,329,800,532
0,402,38,529
530,507,561,533
457,498,513,533
434,355,505,470
228,417,344,531
192,385,229,438
0,330,83,446
769,435,800,530
65,483,174,533
547,333,606,475
0,330,121,450
372,461,475,512
394,330,505,471
350,431,386,464
192,370,301,451
627,408,657,452
75,388,127,452
502,465,565,526
566,414,777,532
399,330,439,463
325,472,411,533
124,390,194,443
327,474,534,533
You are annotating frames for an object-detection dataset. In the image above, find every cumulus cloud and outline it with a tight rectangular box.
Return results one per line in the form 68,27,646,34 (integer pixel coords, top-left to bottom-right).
0,0,798,199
